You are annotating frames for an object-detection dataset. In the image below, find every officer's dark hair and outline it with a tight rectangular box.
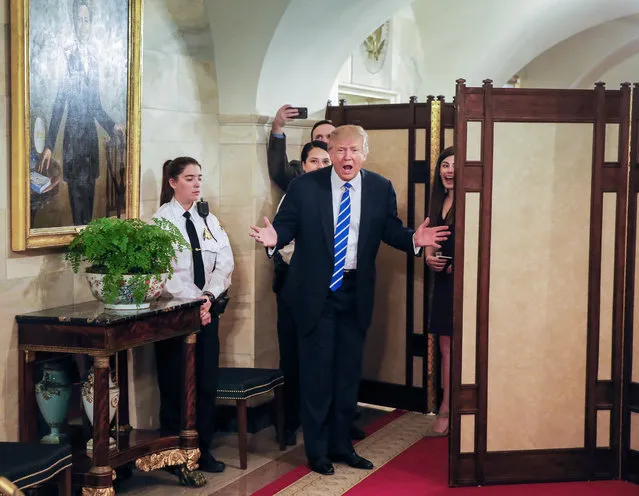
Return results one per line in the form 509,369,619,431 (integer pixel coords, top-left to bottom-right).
300,140,328,164
160,157,201,206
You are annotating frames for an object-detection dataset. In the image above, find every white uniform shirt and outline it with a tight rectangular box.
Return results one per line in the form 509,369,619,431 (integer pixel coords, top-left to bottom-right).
153,197,234,299
330,168,362,270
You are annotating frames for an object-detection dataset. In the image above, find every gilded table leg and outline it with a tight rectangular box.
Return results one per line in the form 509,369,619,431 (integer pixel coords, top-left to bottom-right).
136,449,206,487
176,332,205,487
19,350,38,442
82,487,115,496
87,356,114,495
181,332,198,445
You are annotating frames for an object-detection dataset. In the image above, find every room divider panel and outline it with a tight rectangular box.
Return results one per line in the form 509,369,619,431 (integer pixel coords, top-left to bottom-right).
450,80,631,486
327,80,639,488
622,83,639,484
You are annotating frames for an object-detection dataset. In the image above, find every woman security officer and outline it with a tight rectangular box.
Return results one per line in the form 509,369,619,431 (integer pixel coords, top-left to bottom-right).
152,156,234,475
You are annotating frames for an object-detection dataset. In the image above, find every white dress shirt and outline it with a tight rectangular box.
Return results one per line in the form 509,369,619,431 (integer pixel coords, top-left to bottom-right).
331,168,362,270
153,197,234,299
269,169,420,263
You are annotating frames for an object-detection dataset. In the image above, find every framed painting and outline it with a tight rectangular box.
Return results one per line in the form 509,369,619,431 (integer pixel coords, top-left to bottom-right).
10,0,142,251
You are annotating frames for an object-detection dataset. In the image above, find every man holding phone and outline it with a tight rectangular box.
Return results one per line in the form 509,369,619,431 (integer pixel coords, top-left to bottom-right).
268,104,335,192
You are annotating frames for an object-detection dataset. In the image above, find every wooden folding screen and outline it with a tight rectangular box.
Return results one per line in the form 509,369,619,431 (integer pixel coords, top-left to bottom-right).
622,84,639,484
326,98,454,413
450,80,631,486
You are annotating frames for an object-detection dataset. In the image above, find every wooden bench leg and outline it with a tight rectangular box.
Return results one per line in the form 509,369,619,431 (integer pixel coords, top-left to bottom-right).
58,467,72,496
237,399,248,469
274,385,286,451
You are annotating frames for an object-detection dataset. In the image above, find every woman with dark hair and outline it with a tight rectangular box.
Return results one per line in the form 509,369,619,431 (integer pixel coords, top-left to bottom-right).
152,157,234,475
426,146,455,435
273,141,331,445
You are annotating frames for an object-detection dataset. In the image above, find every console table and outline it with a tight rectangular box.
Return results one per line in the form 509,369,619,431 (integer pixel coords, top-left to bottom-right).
16,298,205,496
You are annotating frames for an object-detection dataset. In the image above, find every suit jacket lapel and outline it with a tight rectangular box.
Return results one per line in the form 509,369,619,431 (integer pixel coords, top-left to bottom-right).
319,168,334,255
357,169,373,261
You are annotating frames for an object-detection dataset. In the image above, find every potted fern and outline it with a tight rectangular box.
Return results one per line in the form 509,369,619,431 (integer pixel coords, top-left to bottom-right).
66,217,189,309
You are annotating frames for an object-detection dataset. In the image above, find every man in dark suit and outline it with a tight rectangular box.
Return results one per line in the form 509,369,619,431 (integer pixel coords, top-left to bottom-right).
39,0,123,226
251,125,450,475
270,106,368,441
267,104,334,192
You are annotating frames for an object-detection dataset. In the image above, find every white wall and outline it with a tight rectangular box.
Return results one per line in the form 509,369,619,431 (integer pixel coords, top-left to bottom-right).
0,0,223,440
332,5,427,105
520,14,639,89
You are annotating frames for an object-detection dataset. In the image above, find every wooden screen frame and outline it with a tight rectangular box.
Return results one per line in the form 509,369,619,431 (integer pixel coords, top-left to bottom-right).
450,80,631,486
622,83,639,484
326,97,454,412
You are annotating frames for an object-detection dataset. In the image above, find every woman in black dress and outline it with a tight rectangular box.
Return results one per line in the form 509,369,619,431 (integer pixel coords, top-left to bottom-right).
426,147,455,435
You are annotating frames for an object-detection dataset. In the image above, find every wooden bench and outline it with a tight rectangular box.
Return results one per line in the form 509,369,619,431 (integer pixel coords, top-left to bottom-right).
0,442,72,495
216,368,286,469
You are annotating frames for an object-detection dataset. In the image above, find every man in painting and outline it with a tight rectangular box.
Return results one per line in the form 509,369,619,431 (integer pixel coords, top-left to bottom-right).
39,0,124,226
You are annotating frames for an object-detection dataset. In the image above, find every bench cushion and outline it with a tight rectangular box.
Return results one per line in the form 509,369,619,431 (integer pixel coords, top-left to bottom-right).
0,442,72,489
217,368,284,400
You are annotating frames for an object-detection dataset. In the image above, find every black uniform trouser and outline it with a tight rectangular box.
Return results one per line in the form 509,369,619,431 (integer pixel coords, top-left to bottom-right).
155,315,220,451
298,275,364,462
67,178,96,226
276,292,300,433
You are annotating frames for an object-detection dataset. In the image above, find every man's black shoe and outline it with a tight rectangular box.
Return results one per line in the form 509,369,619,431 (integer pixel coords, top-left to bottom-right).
329,452,374,470
308,458,335,475
350,425,366,440
198,451,226,473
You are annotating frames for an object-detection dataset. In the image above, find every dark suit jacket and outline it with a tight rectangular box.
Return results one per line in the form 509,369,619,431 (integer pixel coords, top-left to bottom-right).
273,166,416,335
46,42,115,183
267,133,303,192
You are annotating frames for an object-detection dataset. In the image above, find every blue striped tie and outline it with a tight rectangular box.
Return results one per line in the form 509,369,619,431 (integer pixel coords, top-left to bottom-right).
330,183,351,292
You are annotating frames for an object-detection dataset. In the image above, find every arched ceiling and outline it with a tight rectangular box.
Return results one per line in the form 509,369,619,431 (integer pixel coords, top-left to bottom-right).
206,0,639,115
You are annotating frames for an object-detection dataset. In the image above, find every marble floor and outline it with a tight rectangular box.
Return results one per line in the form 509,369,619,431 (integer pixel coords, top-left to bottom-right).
117,406,390,496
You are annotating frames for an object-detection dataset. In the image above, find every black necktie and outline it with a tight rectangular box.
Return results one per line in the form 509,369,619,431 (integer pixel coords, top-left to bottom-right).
183,211,205,289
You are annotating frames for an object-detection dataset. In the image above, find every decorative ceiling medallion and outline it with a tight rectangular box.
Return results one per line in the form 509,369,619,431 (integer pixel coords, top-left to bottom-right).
361,21,390,75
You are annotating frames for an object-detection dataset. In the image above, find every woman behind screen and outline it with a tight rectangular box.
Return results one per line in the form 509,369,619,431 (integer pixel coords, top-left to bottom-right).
426,147,455,436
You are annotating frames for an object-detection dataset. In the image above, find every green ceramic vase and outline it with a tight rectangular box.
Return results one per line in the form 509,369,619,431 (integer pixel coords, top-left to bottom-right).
35,361,72,444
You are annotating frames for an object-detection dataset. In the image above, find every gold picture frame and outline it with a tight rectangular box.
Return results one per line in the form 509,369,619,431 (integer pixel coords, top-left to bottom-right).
10,0,142,251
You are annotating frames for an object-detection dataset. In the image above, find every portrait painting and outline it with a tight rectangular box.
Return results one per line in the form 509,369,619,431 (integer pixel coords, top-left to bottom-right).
10,0,141,250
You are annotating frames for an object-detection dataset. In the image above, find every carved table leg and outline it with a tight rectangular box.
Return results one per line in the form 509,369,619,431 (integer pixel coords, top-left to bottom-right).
19,350,38,442
86,356,114,495
134,332,205,488
177,332,206,487
181,332,198,446
81,487,115,496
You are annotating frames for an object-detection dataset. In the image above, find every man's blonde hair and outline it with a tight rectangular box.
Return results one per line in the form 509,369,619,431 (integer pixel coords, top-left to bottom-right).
328,125,369,154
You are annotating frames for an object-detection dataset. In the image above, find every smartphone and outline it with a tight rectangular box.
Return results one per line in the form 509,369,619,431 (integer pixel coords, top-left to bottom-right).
290,107,308,119
437,255,452,261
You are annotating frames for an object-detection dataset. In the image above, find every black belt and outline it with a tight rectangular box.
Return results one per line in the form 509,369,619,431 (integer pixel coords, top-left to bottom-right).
343,269,357,279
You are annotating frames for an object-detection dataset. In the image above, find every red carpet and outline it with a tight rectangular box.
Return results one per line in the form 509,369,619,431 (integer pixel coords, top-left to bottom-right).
346,436,639,495
251,410,407,496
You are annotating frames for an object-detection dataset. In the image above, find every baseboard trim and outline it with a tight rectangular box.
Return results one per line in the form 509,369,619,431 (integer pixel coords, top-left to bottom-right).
452,448,615,486
358,380,427,412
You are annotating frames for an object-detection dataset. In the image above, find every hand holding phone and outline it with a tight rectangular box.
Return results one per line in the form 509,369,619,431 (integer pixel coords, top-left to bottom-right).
289,107,308,119
426,254,448,272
